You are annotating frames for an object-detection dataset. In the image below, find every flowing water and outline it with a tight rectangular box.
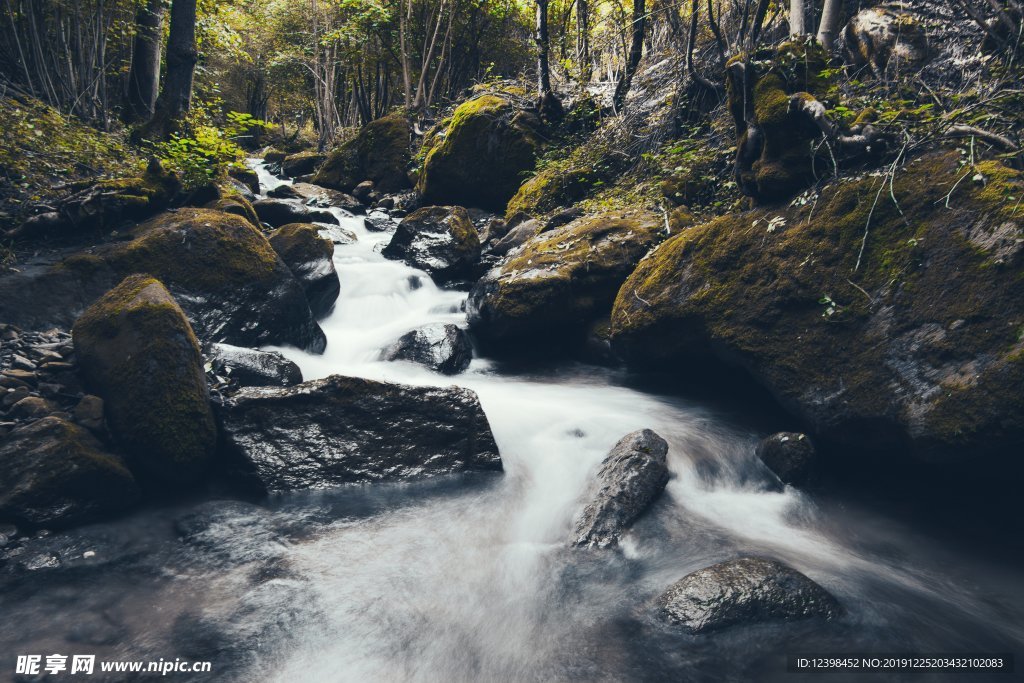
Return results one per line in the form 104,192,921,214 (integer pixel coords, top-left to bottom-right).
0,164,1021,682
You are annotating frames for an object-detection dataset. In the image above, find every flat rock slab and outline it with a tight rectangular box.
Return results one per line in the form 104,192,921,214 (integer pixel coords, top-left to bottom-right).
657,556,841,634
218,375,502,492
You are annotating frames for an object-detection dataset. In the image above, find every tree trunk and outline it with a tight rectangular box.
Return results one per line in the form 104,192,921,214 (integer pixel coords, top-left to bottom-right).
790,0,806,36
150,0,198,136
577,0,591,83
816,0,842,50
614,0,645,109
536,0,552,97
125,0,166,124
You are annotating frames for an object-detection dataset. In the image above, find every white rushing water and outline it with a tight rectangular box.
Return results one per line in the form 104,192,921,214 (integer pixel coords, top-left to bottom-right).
245,162,1024,681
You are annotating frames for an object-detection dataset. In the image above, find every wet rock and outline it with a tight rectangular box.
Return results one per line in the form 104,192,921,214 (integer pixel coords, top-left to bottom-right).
253,198,339,228
384,190,420,217
317,224,358,245
268,183,363,213
73,395,105,431
469,210,663,352
364,210,395,232
572,429,669,549
281,151,326,178
229,166,261,196
486,218,542,257
352,180,375,202
218,375,502,492
206,343,302,387
418,95,541,212
657,557,841,634
382,206,481,285
381,323,473,375
9,396,59,420
0,417,139,527
205,195,261,228
756,433,815,486
268,223,339,318
73,275,217,484
0,209,327,353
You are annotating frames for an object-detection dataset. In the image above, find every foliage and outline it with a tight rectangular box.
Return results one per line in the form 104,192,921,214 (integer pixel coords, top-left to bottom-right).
153,108,270,189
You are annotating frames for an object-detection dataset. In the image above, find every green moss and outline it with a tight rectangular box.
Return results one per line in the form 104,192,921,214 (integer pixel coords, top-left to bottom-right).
268,223,333,265
418,95,541,212
612,151,1024,460
64,208,280,292
313,111,411,192
73,274,216,483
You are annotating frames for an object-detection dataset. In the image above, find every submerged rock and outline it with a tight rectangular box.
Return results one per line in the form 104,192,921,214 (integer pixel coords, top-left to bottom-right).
0,209,327,352
268,223,340,318
382,206,481,284
572,429,670,549
657,557,841,634
756,433,815,486
468,210,663,352
611,152,1024,463
0,416,139,527
418,95,541,212
73,275,217,484
253,198,339,228
218,375,501,492
381,323,473,375
206,343,302,388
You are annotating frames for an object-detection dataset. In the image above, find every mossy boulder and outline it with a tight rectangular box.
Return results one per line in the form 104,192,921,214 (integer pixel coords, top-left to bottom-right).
268,223,339,318
418,95,542,212
468,209,664,351
382,206,481,284
206,194,260,228
611,152,1024,463
0,209,326,351
313,112,412,193
11,159,181,239
281,151,326,178
73,275,217,484
0,416,140,527
228,166,261,196
506,162,598,219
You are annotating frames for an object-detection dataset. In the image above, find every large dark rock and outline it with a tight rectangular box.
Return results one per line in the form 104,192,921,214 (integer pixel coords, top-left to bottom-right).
382,206,480,284
281,151,326,178
253,198,339,228
268,183,363,213
218,375,501,492
468,210,663,351
0,209,327,352
572,429,669,549
381,323,473,375
73,275,217,484
313,112,412,193
611,152,1024,463
0,417,139,527
418,95,541,212
206,343,302,387
268,224,340,318
657,557,841,634
756,433,815,486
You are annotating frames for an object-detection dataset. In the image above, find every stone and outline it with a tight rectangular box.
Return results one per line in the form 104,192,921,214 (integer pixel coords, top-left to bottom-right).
72,275,217,484
9,396,58,420
657,557,841,634
381,324,473,375
268,224,340,318
218,375,502,492
253,199,339,228
206,343,303,387
281,151,326,178
756,433,816,486
572,429,670,549
73,395,105,431
382,206,480,284
0,417,139,527
313,113,412,194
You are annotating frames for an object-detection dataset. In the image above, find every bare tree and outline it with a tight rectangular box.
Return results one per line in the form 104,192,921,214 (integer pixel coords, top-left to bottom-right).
125,0,166,124
614,0,646,109
817,0,843,50
577,0,591,83
790,0,806,36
